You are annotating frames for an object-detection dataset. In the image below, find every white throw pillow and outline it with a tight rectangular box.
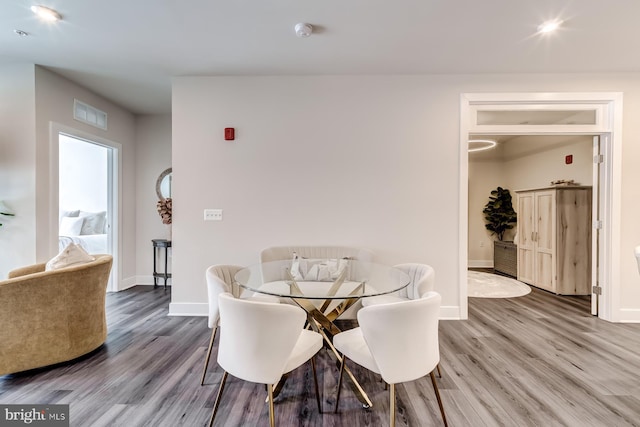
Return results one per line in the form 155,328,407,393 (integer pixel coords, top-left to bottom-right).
45,243,95,271
290,252,350,281
59,216,84,236
59,209,80,221
79,210,107,235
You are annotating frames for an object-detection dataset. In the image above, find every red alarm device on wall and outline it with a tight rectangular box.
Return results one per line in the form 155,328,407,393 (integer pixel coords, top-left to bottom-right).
224,128,235,140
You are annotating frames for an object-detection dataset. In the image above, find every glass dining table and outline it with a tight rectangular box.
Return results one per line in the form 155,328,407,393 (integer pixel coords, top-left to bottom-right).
234,260,411,408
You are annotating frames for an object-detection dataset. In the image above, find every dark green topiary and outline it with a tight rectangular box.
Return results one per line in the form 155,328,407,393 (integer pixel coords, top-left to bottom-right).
482,187,517,241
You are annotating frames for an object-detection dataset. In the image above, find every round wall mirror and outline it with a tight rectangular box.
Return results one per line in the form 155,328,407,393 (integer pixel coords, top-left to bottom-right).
156,167,172,200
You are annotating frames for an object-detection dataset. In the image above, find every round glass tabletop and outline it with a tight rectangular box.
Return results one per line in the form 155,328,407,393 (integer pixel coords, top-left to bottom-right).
234,260,410,300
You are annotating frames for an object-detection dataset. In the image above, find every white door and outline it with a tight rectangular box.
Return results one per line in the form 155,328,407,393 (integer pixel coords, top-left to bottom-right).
591,135,603,315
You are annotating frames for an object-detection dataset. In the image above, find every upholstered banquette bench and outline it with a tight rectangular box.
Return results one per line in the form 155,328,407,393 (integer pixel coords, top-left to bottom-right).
259,246,374,318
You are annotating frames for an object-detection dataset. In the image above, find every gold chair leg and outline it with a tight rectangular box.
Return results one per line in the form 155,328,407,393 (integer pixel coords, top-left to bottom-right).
311,356,322,413
208,370,228,427
430,371,448,427
334,356,346,413
201,326,218,385
389,383,396,427
268,384,276,427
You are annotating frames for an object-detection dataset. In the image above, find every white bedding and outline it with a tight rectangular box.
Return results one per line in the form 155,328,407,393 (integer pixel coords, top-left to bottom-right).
59,234,108,254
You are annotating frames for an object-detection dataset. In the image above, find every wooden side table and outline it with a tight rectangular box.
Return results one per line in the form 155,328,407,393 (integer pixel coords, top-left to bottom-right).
152,239,172,288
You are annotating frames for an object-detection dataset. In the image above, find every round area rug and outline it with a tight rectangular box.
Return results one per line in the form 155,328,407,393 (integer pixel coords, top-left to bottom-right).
468,271,531,298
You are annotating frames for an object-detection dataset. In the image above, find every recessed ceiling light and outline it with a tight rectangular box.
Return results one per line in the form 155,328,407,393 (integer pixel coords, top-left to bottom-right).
30,5,62,22
538,20,562,34
14,29,30,36
468,139,497,152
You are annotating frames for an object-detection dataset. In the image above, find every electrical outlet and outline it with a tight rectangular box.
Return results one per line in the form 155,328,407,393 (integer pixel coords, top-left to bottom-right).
479,241,484,247
204,209,223,221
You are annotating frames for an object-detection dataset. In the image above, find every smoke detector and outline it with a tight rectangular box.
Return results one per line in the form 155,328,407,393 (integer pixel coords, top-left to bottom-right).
295,23,313,38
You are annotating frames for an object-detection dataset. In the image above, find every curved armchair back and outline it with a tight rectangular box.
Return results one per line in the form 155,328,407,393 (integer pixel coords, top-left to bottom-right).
394,263,435,299
217,292,306,385
358,291,441,384
205,264,243,328
0,255,113,376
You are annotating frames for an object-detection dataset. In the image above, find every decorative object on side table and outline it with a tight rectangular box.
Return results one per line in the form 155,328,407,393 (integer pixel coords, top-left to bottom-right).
550,179,579,186
157,197,172,239
0,200,15,227
156,198,172,225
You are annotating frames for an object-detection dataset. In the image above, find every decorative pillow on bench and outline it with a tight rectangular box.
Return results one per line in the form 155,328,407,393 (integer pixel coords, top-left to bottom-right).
290,252,350,281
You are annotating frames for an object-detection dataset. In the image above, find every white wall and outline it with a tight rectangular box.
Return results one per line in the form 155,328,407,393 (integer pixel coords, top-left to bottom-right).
32,67,137,288
172,73,640,321
468,159,507,267
135,114,172,284
0,64,36,279
468,136,592,267
505,136,593,191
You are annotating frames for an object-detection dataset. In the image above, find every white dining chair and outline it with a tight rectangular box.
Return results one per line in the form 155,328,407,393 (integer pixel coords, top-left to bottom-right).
361,263,434,307
209,293,324,427
333,292,447,427
201,264,279,385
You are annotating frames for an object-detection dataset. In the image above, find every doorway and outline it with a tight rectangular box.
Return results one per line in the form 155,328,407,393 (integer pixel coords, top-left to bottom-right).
50,123,120,292
468,134,595,312
459,92,622,322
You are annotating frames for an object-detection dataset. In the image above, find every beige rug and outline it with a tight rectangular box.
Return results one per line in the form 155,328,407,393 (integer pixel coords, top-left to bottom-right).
468,271,531,298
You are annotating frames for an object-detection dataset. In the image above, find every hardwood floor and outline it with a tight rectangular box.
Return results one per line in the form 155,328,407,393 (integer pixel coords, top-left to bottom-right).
1,285,639,426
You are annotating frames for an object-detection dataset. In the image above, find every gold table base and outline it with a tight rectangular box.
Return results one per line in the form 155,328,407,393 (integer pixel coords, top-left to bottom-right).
272,273,373,408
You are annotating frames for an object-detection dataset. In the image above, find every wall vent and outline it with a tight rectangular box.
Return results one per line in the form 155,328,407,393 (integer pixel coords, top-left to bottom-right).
73,99,107,130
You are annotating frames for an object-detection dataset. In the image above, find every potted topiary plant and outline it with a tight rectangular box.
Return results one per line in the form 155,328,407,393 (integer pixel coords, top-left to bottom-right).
483,187,518,277
482,187,517,241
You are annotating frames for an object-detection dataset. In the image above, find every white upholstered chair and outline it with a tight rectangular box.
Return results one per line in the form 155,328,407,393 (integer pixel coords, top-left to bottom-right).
361,263,434,307
333,292,447,427
209,293,323,427
201,264,278,385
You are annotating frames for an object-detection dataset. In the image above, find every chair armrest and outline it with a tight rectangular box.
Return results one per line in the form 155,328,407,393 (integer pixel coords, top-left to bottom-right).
7,263,46,279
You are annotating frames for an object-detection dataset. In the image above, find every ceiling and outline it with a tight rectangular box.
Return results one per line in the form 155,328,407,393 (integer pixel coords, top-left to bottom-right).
3,0,640,115
468,135,591,161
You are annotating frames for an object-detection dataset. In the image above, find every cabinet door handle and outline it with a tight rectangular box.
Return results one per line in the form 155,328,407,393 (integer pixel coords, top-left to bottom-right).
532,231,535,242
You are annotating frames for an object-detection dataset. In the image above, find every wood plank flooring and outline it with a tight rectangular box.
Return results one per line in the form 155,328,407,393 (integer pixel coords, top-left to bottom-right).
1,285,639,426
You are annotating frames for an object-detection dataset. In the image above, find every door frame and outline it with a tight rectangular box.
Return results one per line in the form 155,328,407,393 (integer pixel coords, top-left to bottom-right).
49,122,122,292
460,92,622,322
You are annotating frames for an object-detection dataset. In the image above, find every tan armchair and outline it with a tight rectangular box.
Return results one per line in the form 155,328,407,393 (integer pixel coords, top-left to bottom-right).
0,255,113,376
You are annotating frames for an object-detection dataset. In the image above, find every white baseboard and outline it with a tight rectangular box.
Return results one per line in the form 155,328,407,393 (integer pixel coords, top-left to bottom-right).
169,302,208,317
617,309,640,323
118,276,139,291
136,275,154,286
112,275,171,291
468,260,493,268
439,305,463,320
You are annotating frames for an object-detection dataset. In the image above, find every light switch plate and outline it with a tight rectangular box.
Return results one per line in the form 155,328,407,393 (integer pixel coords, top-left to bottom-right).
204,209,223,221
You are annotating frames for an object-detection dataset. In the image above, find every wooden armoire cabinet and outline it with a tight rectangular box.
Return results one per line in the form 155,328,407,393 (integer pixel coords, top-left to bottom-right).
515,186,592,295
